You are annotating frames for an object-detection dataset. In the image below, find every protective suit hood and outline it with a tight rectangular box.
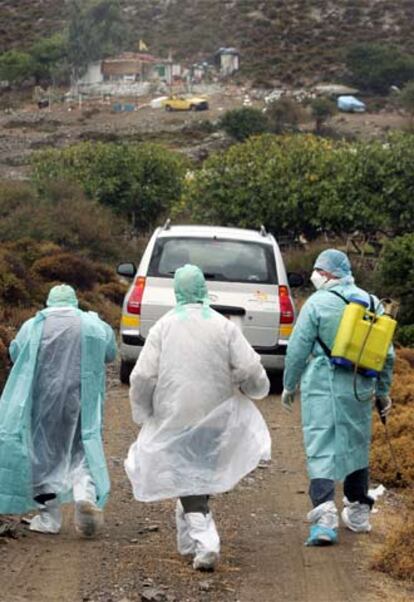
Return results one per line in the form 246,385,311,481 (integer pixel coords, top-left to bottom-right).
314,249,352,279
174,264,209,305
47,284,79,308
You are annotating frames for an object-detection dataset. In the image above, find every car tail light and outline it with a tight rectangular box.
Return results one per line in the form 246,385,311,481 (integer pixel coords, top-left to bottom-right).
127,277,146,315
279,285,294,324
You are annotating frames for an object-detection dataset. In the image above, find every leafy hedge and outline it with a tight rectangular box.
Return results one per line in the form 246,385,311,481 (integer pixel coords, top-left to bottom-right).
182,133,414,240
378,233,414,342
32,142,187,233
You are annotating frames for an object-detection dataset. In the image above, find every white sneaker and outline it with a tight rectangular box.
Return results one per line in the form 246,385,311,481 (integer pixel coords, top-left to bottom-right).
29,500,62,534
185,512,220,571
175,500,196,555
342,502,371,533
74,501,104,538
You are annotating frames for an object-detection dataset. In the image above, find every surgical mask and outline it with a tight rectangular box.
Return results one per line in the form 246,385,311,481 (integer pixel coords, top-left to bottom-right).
310,270,339,290
310,270,327,290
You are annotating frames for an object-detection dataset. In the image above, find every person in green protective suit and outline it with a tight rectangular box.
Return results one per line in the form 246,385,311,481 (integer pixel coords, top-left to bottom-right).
0,284,116,536
282,250,394,546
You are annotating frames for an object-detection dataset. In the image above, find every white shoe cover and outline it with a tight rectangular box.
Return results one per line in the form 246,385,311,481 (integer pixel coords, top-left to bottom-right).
307,501,339,530
29,500,62,534
175,500,196,555
342,501,371,533
74,501,104,538
185,512,220,571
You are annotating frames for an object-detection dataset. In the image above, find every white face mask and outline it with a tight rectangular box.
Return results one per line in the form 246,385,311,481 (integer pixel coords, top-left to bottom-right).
310,270,327,290
311,270,339,290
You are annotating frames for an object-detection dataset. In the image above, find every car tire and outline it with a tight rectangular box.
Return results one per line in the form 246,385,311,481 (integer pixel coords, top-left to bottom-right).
165,105,172,111
268,370,284,395
190,104,196,111
120,360,134,385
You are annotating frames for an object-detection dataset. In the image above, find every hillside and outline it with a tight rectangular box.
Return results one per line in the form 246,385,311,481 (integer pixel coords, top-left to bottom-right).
1,0,414,83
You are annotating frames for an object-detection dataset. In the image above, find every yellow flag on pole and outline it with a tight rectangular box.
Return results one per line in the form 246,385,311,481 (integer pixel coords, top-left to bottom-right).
138,39,148,51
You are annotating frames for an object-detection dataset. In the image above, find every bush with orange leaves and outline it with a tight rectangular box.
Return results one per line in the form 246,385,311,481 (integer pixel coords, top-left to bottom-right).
371,493,414,581
370,348,414,583
370,349,414,487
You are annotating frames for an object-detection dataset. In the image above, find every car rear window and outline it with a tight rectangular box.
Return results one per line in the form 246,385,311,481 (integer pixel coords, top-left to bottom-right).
147,237,278,284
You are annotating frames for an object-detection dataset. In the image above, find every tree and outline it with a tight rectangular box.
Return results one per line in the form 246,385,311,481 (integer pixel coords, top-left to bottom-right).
0,50,32,86
379,233,414,326
66,0,130,80
219,107,269,141
31,142,187,233
182,132,414,240
30,34,68,85
310,97,336,134
346,44,414,93
266,97,303,134
399,81,414,127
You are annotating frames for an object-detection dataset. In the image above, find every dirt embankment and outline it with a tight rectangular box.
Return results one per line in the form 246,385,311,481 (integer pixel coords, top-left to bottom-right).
0,365,413,602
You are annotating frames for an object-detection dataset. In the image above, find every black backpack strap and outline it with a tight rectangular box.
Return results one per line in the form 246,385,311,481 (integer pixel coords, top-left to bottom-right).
328,290,349,304
369,294,375,313
316,336,332,358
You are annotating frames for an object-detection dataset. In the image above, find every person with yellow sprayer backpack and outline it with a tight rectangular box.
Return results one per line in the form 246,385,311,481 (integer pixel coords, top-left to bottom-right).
281,250,395,547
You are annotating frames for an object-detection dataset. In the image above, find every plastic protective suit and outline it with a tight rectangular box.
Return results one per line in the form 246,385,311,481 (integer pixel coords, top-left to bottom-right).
125,265,270,501
0,285,117,528
283,250,394,545
125,264,270,569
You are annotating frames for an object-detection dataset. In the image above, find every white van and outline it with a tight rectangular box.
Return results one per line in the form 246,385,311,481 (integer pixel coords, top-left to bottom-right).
117,223,303,388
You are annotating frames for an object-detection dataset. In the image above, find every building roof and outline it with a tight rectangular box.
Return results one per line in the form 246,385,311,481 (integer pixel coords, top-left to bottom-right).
215,47,239,56
103,52,158,65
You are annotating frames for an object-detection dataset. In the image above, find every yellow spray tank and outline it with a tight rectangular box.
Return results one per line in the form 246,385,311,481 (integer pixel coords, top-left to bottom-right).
330,297,397,376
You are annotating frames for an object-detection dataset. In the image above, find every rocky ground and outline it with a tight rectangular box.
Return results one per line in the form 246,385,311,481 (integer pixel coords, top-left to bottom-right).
0,364,412,602
0,85,408,181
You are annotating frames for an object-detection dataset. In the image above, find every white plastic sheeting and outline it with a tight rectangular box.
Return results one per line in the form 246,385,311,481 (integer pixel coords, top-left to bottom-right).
125,305,271,501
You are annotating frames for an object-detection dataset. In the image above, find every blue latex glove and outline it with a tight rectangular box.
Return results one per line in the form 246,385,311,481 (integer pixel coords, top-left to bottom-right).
281,389,295,412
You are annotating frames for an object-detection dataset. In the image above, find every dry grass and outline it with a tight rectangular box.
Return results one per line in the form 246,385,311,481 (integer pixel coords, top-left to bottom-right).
370,349,414,583
371,492,414,582
0,239,127,393
371,349,414,488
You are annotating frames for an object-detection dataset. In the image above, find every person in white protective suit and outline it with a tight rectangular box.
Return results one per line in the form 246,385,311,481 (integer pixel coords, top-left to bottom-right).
281,250,394,547
0,284,117,536
125,264,271,570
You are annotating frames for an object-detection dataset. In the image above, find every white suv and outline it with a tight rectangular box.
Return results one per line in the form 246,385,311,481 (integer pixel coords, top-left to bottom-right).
117,223,303,388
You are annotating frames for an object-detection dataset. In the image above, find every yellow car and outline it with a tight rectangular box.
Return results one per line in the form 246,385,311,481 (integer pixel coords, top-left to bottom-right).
164,96,209,111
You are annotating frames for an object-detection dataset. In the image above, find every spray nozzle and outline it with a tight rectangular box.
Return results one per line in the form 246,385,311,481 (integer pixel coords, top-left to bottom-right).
381,298,399,319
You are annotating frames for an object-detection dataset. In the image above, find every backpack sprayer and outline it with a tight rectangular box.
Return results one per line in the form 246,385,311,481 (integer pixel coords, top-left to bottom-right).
330,296,398,378
318,293,404,482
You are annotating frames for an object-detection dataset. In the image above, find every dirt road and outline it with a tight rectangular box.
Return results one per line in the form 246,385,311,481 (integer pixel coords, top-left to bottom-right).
0,368,411,602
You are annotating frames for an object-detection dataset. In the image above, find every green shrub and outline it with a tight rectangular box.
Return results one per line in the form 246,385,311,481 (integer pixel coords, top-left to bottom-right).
0,50,33,85
266,97,303,134
218,107,269,141
32,142,187,233
346,43,414,93
397,325,414,348
183,132,414,240
378,233,414,325
310,97,336,133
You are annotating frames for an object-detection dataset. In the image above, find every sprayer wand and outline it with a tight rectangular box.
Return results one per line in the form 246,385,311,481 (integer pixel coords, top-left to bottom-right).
374,397,404,483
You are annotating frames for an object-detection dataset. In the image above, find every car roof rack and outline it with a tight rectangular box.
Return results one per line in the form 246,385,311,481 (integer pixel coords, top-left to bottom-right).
163,218,171,230
259,224,267,237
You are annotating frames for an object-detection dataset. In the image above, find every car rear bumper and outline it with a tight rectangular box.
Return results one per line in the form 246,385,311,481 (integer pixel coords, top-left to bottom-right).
120,333,287,370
